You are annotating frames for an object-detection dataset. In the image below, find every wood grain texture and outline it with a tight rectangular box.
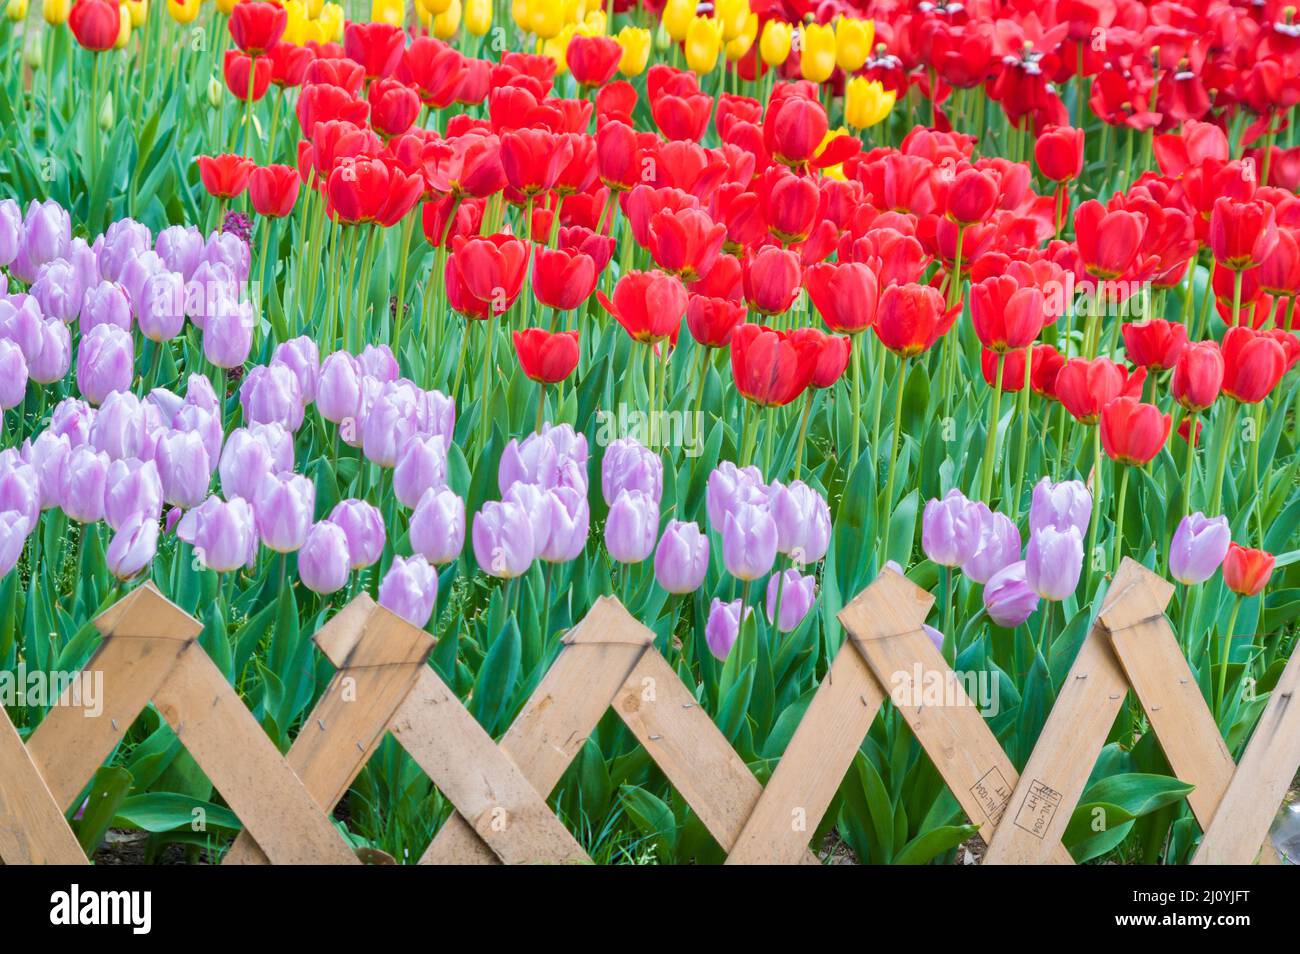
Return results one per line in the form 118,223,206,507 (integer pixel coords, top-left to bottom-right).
224,600,432,865
153,644,359,865
0,711,87,864
846,571,1074,863
421,596,652,864
983,559,1152,865
1192,647,1300,865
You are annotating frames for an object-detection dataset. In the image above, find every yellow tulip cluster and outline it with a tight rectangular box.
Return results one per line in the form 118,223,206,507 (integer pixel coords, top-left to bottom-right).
503,0,609,74
414,0,491,38
661,0,756,74
754,16,875,84
277,0,344,44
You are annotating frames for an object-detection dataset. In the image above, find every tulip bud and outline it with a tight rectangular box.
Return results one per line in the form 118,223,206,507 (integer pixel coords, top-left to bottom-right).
705,597,749,660
99,92,114,131
8,0,30,23
766,569,817,633
983,561,1039,628
207,78,223,109
22,34,42,70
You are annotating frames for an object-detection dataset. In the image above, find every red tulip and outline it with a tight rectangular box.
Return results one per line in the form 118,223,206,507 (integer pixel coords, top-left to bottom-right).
1267,328,1300,372
400,37,466,108
501,128,574,197
196,154,256,200
306,57,365,95
1121,318,1188,370
980,345,1065,394
248,164,300,217
1210,198,1279,271
764,95,827,169
945,168,999,226
1074,200,1145,280
514,329,580,384
596,121,643,192
805,261,878,335
646,208,726,283
229,1,287,56
326,156,423,226
686,295,746,348
596,81,637,124
553,133,597,196
450,233,530,314
1221,326,1287,403
1100,397,1171,465
532,246,598,312
267,42,314,88
305,119,381,181
1030,344,1066,397
649,73,712,142
368,78,421,138
730,324,819,407
969,275,1044,352
1171,341,1224,412
873,283,958,357
343,21,405,80
567,35,622,87
297,83,371,138
742,246,801,317
1222,543,1275,597
1053,357,1145,424
68,0,120,52
1177,417,1202,447
761,168,821,245
224,50,272,102
789,327,851,389
421,195,481,249
1258,228,1300,297
597,270,688,344
1034,125,1084,182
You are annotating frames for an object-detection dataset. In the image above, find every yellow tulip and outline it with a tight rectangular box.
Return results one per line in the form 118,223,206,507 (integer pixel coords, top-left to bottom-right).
215,0,237,15
464,0,490,34
319,3,345,40
835,17,873,72
844,76,895,129
582,9,605,34
419,0,452,13
725,11,756,61
759,19,791,66
661,0,693,42
371,0,402,25
528,2,564,39
280,0,307,41
42,0,69,26
6,0,29,20
433,0,460,38
684,15,722,74
510,0,528,30
714,0,748,42
616,25,651,77
126,0,146,26
114,3,131,47
304,0,323,17
799,23,836,83
166,0,200,24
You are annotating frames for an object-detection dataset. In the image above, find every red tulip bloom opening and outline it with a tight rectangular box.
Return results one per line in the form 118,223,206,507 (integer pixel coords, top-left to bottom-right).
1100,397,1171,466
873,284,958,357
197,154,256,200
598,271,688,345
514,329,580,384
1222,543,1275,597
729,324,819,407
229,1,287,57
69,0,121,52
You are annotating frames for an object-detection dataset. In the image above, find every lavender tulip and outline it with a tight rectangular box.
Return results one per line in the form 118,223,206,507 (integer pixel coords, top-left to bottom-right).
922,489,983,567
97,219,153,283
1029,477,1091,537
177,495,258,572
155,429,212,509
299,521,351,594
472,500,535,578
358,344,399,382
605,488,659,563
183,372,220,415
68,238,99,302
770,480,831,564
766,568,817,633
203,230,250,282
184,260,239,330
49,398,95,447
81,281,132,333
722,502,778,581
76,324,134,405
171,402,223,469
240,363,304,431
601,438,663,506
316,351,363,425
203,299,255,369
499,432,560,492
1024,525,1084,601
653,520,710,593
539,486,589,563
156,225,205,280
104,458,163,531
705,598,750,660
328,499,386,569
11,199,70,283
409,487,465,565
983,561,1039,628
961,504,1021,584
119,250,166,316
253,472,315,553
1168,512,1231,586
90,391,149,461
503,481,553,560
392,436,448,509
22,432,70,509
0,460,39,533
362,386,422,468
26,318,70,384
0,509,31,577
922,624,945,653
0,339,27,411
0,199,20,267
540,422,588,467
377,555,438,628
0,295,45,361
273,337,320,404
137,270,185,342
31,258,83,323
106,511,159,580
706,461,768,529
58,445,109,523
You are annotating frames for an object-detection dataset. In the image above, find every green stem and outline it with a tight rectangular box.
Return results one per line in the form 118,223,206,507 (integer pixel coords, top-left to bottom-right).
1215,599,1242,719
1112,464,1131,571
980,352,1005,503
882,357,908,556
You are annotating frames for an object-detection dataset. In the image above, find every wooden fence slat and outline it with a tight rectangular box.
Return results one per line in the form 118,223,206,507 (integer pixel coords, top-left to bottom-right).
224,598,433,865
395,668,590,865
152,644,360,865
982,559,1152,865
1099,563,1280,864
845,570,1076,863
0,711,87,864
24,582,201,810
420,596,653,864
1192,646,1300,865
614,649,819,863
